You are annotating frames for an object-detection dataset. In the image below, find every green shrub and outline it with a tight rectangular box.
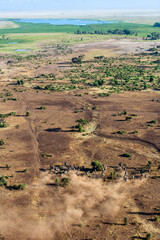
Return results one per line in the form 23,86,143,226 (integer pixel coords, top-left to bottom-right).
76,123,85,133
131,130,138,134
116,131,126,134
0,112,16,118
60,178,69,187
7,183,27,190
0,120,7,128
26,111,30,116
119,110,127,116
98,93,110,97
154,216,159,222
55,178,59,185
149,120,157,124
40,106,46,110
109,170,117,180
146,233,152,240
125,116,132,121
6,164,11,169
76,119,89,125
16,79,24,85
121,153,132,158
0,139,5,145
0,176,8,187
91,161,103,171
124,217,128,225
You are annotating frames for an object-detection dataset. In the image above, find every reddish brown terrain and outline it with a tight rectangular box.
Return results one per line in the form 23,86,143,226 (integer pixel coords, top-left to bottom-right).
0,39,160,240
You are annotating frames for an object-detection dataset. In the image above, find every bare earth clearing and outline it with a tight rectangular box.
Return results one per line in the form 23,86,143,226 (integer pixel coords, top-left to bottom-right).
0,39,160,240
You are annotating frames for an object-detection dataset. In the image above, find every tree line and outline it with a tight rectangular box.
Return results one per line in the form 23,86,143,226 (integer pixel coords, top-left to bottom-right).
154,22,160,27
75,29,135,35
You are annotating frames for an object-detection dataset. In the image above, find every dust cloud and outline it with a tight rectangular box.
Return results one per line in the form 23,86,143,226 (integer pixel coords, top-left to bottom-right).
0,172,143,240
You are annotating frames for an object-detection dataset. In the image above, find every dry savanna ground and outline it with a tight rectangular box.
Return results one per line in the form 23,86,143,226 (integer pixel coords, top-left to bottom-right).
0,38,160,240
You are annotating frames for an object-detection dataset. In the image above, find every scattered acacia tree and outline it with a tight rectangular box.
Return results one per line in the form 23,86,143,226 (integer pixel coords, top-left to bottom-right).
16,79,24,85
26,111,30,116
121,153,132,158
0,120,7,128
40,106,46,110
6,164,11,169
91,161,103,171
72,55,84,64
74,123,85,133
60,178,69,187
149,76,154,82
0,176,8,187
6,183,27,190
94,56,105,61
125,116,132,121
146,233,152,240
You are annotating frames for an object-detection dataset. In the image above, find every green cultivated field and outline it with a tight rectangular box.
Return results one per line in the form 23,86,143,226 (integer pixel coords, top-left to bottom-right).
0,21,160,36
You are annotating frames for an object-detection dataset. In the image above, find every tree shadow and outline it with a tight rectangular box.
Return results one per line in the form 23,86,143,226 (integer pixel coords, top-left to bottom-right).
39,168,50,172
128,211,160,216
119,154,131,158
46,183,57,187
45,127,77,133
102,221,124,226
131,237,146,240
115,119,125,122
